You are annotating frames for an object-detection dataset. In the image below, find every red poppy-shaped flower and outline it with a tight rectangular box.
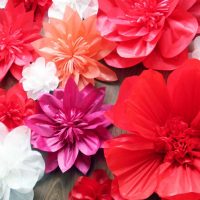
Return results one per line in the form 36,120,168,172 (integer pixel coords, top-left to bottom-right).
26,78,111,174
0,2,41,81
0,83,35,129
97,0,199,70
9,0,52,26
104,59,200,200
69,169,113,200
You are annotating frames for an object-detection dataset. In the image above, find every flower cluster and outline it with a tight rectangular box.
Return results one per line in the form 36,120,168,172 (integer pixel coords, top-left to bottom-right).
1,0,200,200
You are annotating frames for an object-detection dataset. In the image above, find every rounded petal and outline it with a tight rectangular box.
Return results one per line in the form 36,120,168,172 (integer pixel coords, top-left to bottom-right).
106,70,171,139
167,59,200,123
104,134,163,200
159,9,198,58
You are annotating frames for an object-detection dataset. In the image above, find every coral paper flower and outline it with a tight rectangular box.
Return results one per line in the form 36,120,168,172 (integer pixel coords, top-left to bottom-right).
69,169,113,200
48,0,98,20
0,123,45,200
21,57,59,100
104,59,200,200
0,83,35,130
26,78,111,174
8,0,52,25
97,0,199,70
33,6,117,89
0,2,40,81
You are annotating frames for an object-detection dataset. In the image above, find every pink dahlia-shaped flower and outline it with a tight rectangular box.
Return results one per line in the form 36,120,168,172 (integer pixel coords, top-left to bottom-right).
97,0,200,70
25,78,111,174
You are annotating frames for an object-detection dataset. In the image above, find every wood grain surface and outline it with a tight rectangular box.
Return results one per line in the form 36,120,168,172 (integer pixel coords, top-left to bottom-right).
0,66,160,200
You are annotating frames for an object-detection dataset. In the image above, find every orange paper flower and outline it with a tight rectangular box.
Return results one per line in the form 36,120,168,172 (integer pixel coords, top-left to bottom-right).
32,6,117,88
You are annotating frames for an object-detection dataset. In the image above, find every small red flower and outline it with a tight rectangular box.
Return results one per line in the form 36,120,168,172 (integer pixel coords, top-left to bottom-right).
9,0,52,25
104,59,200,200
97,0,199,70
0,83,35,129
69,169,114,200
0,2,41,81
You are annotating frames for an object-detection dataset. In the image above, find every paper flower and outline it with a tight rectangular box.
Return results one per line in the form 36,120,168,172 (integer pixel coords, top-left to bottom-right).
0,0,7,8
21,57,59,100
104,59,200,200
0,83,35,129
97,0,199,70
0,123,45,200
0,2,41,81
26,78,111,174
8,0,52,25
190,36,200,59
33,6,117,89
48,0,98,19
69,169,113,200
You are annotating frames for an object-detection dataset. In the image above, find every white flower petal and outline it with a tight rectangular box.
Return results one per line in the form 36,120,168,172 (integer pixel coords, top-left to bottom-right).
21,57,59,100
48,0,98,19
0,122,9,143
0,125,45,200
0,0,7,8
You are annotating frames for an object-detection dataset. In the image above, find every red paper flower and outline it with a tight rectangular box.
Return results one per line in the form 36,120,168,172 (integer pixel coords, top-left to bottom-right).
0,83,35,130
104,59,200,200
97,0,199,70
69,169,113,200
8,0,52,25
0,2,40,81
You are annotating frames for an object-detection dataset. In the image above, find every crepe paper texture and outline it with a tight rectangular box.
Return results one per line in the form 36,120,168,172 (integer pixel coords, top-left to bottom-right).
0,1,41,81
0,84,35,130
48,0,98,20
104,59,200,200
32,6,117,89
69,169,114,200
21,57,59,100
26,78,112,174
0,123,45,200
97,0,200,70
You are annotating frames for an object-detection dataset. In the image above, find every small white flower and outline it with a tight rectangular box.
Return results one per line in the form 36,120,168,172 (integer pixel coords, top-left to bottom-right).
21,57,59,100
0,0,7,8
48,0,98,20
189,36,200,59
0,123,45,200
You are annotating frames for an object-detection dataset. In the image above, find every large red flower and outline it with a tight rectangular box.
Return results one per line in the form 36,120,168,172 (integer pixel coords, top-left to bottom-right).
97,0,200,70
9,0,52,26
0,2,40,81
69,169,113,200
104,59,200,200
0,83,35,129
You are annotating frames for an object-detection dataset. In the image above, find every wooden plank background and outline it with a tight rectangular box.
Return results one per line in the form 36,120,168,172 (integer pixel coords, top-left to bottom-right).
1,66,160,200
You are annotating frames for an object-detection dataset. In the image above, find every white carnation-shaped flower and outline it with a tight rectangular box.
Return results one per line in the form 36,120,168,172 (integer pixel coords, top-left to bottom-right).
0,0,7,8
48,0,98,19
0,123,45,200
189,36,200,59
21,57,59,100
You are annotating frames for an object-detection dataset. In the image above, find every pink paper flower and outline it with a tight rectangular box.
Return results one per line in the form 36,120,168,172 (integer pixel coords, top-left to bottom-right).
0,2,40,81
26,78,111,174
97,0,199,70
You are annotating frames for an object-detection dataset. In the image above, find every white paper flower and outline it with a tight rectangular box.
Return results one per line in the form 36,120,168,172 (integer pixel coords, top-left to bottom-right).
48,0,98,19
0,123,45,200
0,0,7,8
21,57,59,100
189,36,200,59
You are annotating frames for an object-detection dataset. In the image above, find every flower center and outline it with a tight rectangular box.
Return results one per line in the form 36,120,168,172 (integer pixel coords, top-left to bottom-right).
0,103,23,128
124,0,169,29
156,118,200,165
0,28,23,54
54,109,88,144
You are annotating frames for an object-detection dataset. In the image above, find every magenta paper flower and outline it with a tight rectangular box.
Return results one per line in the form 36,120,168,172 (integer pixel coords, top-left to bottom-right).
26,78,111,174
